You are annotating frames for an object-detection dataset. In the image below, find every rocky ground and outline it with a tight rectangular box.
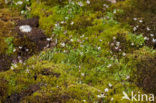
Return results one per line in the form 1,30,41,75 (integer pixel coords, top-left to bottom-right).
0,0,156,103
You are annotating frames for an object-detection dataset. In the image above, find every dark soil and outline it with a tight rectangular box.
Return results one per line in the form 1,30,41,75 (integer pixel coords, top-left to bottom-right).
16,17,39,27
0,17,52,72
15,17,49,50
0,55,13,72
14,17,52,60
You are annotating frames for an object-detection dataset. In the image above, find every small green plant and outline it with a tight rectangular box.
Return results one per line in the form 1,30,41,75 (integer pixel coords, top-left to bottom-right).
52,24,64,35
57,2,82,21
126,33,145,47
103,12,119,25
5,37,15,55
7,0,31,18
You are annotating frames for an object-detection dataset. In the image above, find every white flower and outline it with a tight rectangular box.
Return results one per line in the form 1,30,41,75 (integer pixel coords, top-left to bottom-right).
111,98,114,101
110,43,114,46
113,36,116,40
86,0,90,4
5,0,8,4
80,35,84,38
133,27,137,31
26,49,29,52
100,94,105,98
83,100,86,102
144,36,149,40
81,73,85,76
63,50,67,53
80,45,84,47
70,21,74,25
46,44,50,48
26,69,30,73
11,66,14,70
46,38,52,41
126,75,130,79
131,42,134,46
115,46,119,50
19,25,32,33
97,93,105,98
55,39,58,44
21,10,25,14
78,1,83,7
98,47,101,50
147,27,151,31
109,0,116,3
105,88,109,92
79,66,81,69
61,21,65,24
61,42,65,47
55,23,59,27
113,9,117,14
97,95,101,98
133,18,137,21
108,83,112,87
64,30,67,34
70,39,73,42
19,60,23,63
16,1,23,5
65,17,69,20
150,34,154,37
80,52,83,55
18,56,21,59
11,63,17,70
99,39,102,42
103,4,109,8
14,64,18,68
152,39,156,43
13,49,16,52
107,64,112,68
116,42,120,46
69,0,75,5
139,20,143,23
122,52,126,56
19,46,22,49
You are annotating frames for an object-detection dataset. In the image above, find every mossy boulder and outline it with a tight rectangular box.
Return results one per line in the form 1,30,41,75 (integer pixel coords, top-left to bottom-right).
128,47,156,95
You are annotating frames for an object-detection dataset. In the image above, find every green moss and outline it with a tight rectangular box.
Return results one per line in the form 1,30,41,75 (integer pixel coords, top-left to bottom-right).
127,47,156,94
0,8,21,55
0,0,156,102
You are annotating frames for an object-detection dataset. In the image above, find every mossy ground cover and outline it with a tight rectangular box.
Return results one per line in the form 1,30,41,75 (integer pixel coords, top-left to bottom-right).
0,0,156,103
